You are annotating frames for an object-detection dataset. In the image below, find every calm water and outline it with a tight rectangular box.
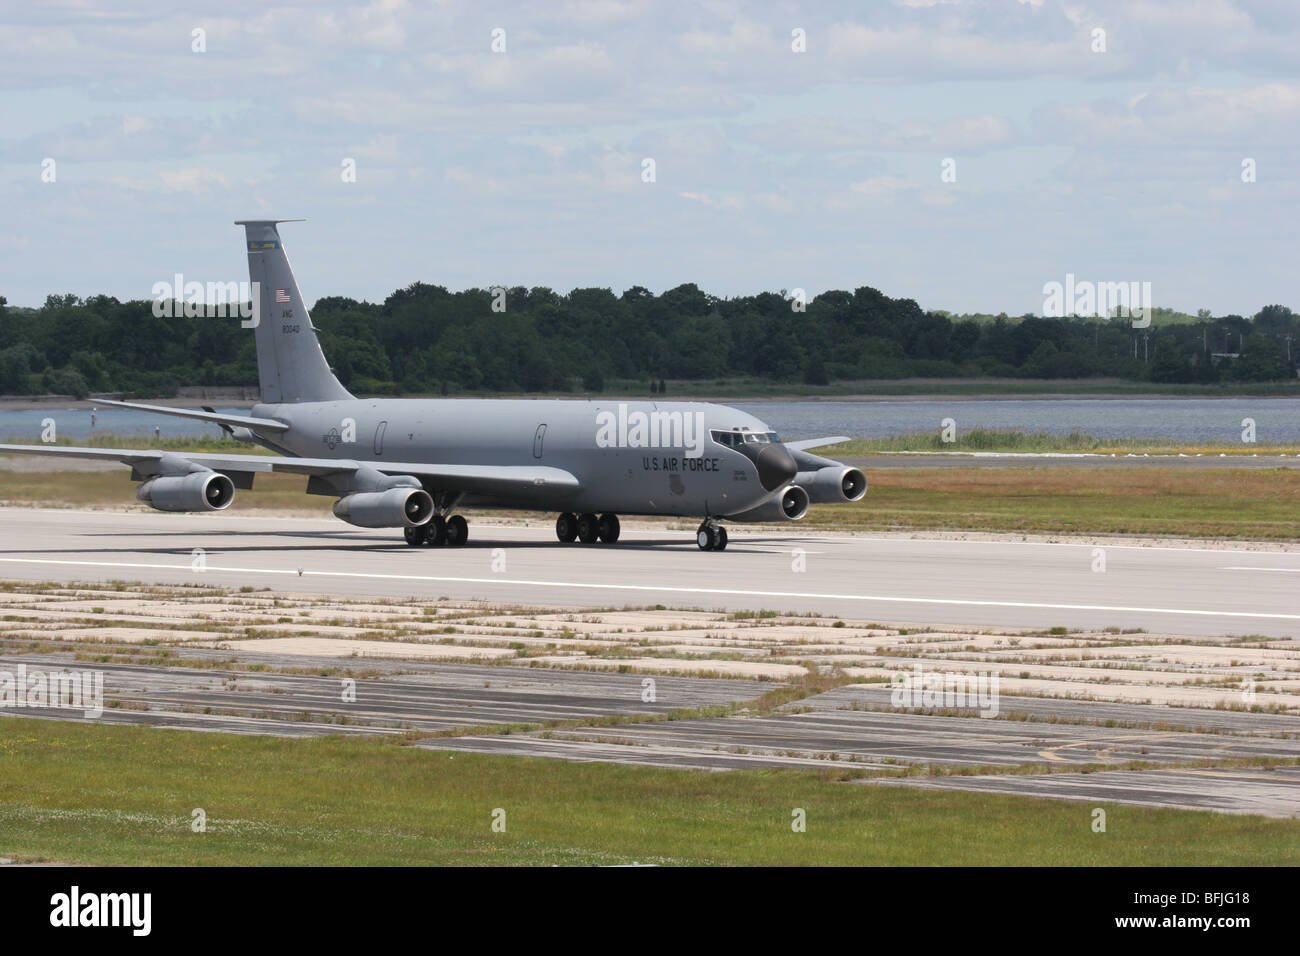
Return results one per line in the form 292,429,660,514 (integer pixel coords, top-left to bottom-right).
1,398,1297,444
737,398,1300,443
0,407,250,442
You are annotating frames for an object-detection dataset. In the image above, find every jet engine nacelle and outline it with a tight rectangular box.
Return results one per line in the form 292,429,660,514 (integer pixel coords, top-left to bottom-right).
795,466,868,504
333,487,434,528
136,471,235,512
725,484,810,523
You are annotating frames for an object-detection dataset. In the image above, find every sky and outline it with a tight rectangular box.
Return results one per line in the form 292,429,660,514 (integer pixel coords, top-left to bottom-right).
1,0,1296,316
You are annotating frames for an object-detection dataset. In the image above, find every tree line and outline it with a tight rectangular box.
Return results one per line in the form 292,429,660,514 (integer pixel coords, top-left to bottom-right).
0,287,1294,398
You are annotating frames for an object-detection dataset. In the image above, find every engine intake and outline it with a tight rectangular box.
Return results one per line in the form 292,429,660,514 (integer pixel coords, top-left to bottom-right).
137,471,235,512
725,484,810,523
795,466,868,504
333,488,434,528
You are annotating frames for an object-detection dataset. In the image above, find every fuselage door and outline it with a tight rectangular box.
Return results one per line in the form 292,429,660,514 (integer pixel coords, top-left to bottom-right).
533,423,547,459
374,420,387,456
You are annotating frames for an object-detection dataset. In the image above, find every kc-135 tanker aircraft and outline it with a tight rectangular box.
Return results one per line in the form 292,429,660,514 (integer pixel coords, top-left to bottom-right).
0,221,867,551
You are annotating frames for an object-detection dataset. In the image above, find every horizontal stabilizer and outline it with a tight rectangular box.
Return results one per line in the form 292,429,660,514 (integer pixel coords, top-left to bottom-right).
784,436,851,452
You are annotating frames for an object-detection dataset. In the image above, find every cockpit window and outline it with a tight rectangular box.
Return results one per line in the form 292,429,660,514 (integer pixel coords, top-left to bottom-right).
711,428,780,447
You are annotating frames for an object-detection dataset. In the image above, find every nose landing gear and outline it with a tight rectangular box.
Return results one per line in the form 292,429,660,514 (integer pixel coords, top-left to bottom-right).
696,519,728,551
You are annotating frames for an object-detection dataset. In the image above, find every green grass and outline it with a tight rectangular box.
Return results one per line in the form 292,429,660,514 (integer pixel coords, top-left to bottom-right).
824,429,1300,456
0,718,1296,865
802,468,1300,539
2,456,1296,538
0,467,330,512
2,429,1297,538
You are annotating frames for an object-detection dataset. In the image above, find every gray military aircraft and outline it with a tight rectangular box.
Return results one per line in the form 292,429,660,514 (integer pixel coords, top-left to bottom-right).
0,220,866,551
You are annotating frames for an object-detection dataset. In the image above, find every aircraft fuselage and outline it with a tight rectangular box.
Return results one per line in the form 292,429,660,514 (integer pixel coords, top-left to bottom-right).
256,397,793,517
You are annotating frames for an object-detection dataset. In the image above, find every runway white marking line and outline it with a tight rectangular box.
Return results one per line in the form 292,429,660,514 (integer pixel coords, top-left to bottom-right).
1,556,1297,622
740,548,824,555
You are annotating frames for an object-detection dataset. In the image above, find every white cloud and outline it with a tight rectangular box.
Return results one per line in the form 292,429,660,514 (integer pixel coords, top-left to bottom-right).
848,175,909,200
0,0,1294,314
1034,82,1300,147
678,190,744,211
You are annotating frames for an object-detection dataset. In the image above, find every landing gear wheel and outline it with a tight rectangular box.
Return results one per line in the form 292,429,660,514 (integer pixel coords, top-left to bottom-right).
425,515,447,547
696,524,718,551
577,512,600,544
597,513,621,543
556,512,578,543
445,514,468,546
404,524,427,546
696,520,726,551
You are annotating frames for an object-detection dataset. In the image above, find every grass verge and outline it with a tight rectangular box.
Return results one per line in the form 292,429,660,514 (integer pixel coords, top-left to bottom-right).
0,469,331,513
1,717,1297,865
801,468,1300,539
2,439,1298,538
824,429,1300,455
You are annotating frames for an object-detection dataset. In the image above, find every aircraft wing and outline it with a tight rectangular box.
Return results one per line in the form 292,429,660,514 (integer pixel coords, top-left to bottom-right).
91,400,290,433
784,436,851,452
0,444,580,496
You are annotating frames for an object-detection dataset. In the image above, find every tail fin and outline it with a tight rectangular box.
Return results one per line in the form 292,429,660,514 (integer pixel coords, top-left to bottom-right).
236,219,352,404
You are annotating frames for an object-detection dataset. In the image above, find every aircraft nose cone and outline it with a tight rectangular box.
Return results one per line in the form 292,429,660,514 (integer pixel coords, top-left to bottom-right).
755,443,798,492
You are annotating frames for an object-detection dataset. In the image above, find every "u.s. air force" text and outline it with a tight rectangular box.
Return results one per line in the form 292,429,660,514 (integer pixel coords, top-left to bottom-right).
643,456,720,471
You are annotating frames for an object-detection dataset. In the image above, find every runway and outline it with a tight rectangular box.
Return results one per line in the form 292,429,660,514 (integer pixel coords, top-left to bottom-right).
0,507,1296,637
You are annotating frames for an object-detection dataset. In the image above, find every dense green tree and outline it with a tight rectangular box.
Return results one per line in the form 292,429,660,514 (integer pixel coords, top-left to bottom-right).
1149,347,1194,384
0,283,1293,397
42,367,89,398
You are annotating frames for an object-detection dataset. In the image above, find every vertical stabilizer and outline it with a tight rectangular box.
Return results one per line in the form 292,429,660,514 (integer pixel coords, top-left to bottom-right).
236,219,352,404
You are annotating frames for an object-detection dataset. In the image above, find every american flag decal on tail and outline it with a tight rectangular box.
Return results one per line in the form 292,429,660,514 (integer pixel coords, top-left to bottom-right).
275,289,291,303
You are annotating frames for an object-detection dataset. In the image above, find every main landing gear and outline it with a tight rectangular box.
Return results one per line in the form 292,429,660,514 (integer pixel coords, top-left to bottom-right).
696,518,728,551
556,512,620,544
404,514,469,547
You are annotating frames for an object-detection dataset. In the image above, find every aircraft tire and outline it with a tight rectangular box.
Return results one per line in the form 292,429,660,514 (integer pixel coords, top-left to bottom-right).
577,513,600,543
425,515,448,546
446,514,468,546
